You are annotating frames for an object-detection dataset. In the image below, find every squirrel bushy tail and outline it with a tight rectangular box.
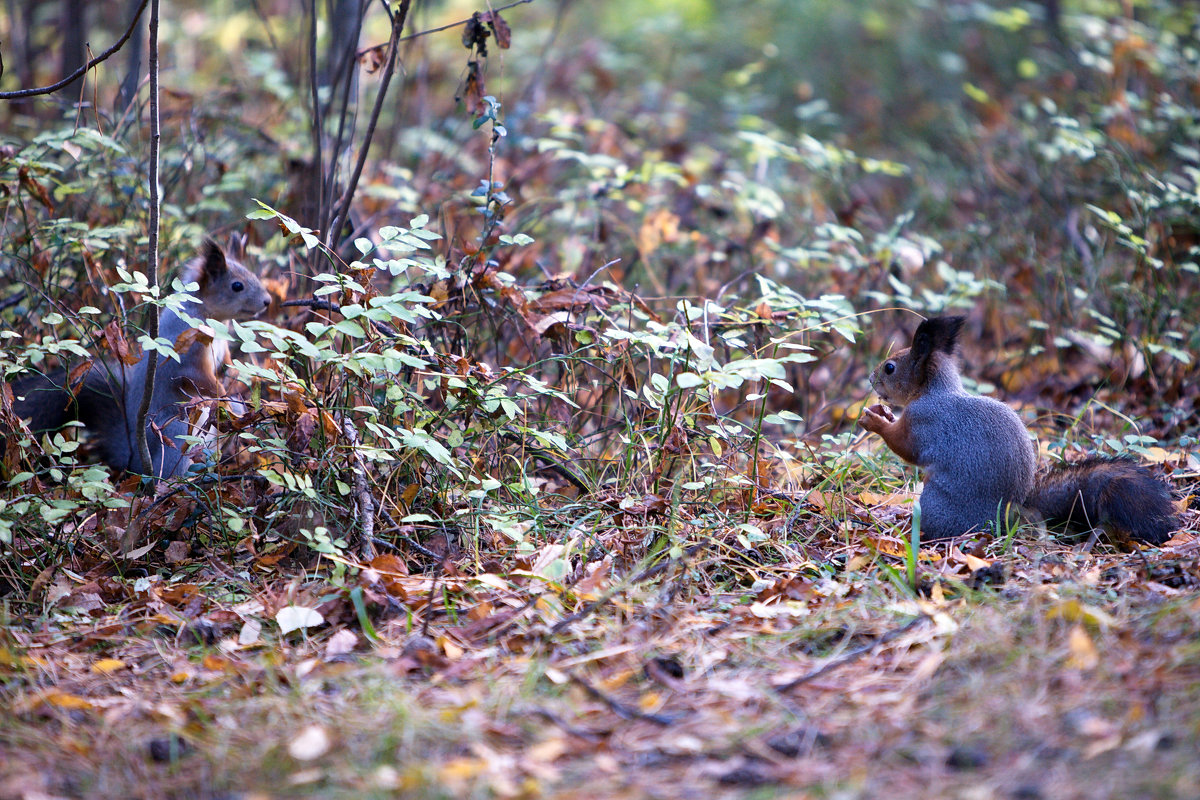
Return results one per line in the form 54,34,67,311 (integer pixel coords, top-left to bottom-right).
9,370,78,435
1030,456,1178,545
6,367,119,447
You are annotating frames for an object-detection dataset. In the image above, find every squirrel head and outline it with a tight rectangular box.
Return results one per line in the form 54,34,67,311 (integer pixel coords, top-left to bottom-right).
869,315,965,407
179,239,272,321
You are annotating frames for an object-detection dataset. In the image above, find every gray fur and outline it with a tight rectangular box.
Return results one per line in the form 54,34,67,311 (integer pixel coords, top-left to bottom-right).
8,241,270,478
902,367,1036,539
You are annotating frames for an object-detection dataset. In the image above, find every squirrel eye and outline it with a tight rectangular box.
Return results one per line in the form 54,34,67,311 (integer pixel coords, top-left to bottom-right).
231,281,244,292
884,361,896,375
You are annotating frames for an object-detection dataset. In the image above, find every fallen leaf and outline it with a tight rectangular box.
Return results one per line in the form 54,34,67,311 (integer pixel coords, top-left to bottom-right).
288,725,331,761
325,629,358,659
238,619,262,646
1065,624,1099,670
1047,599,1117,629
44,691,94,710
276,605,325,635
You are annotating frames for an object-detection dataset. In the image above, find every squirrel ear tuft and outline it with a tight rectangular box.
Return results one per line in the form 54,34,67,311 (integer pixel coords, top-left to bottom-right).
200,239,228,275
180,239,228,288
912,315,965,357
179,240,226,286
225,232,247,260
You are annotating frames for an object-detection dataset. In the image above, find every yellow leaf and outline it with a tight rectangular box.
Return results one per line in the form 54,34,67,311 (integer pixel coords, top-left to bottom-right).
1047,599,1117,629
930,582,946,603
91,658,126,675
962,553,992,572
1138,446,1170,464
45,691,94,710
439,636,464,660
638,691,663,712
202,654,233,671
1065,624,1099,670
601,668,634,691
845,554,872,572
439,757,486,782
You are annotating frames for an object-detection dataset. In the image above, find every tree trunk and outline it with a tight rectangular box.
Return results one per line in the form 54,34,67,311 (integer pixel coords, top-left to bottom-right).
116,0,146,110
59,0,87,94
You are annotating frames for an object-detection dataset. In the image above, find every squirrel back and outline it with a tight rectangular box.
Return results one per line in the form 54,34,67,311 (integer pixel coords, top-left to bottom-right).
6,239,271,477
859,315,1178,545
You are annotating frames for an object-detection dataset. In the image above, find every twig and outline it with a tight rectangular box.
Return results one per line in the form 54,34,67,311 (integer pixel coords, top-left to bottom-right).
134,0,162,482
359,0,535,49
340,416,377,561
0,0,151,100
306,0,325,271
0,290,27,312
320,1,367,263
498,430,591,493
527,706,603,741
772,614,932,693
325,0,412,252
421,566,442,638
375,507,446,561
568,671,681,725
1065,207,1094,271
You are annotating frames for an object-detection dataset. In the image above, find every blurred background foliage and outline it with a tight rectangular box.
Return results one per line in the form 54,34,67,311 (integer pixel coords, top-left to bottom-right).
2,0,1197,422
0,0,1196,568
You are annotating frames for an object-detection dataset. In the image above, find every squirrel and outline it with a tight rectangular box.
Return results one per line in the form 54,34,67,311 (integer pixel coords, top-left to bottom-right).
858,315,1178,544
6,240,271,478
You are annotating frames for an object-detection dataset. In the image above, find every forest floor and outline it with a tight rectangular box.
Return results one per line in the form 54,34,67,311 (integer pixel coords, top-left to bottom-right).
3,484,1199,800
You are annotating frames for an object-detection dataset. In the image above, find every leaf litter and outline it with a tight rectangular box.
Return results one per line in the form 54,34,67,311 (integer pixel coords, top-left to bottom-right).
2,484,1199,798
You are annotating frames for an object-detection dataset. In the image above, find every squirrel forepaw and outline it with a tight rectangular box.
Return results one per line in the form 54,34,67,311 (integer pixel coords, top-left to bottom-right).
859,404,893,433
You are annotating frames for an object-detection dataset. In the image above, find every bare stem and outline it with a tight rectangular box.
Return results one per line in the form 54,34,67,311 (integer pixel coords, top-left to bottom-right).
325,0,412,252
0,0,151,100
135,0,162,481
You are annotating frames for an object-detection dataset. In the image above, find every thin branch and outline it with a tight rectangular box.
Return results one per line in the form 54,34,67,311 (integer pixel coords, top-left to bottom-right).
317,1,367,264
307,0,325,272
376,506,446,561
325,0,412,251
341,416,377,561
0,0,151,100
772,614,932,693
527,707,602,741
360,0,535,51
0,290,28,313
568,671,682,725
134,0,162,481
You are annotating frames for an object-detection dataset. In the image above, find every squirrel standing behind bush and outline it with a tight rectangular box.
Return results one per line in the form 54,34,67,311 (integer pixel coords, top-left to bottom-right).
6,240,271,478
858,315,1178,544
